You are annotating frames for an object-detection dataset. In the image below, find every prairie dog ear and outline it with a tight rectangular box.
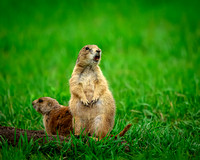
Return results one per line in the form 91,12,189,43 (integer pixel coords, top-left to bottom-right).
48,102,52,107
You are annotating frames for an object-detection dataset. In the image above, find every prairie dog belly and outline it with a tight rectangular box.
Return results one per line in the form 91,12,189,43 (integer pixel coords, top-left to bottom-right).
80,69,96,102
77,99,104,119
83,83,94,102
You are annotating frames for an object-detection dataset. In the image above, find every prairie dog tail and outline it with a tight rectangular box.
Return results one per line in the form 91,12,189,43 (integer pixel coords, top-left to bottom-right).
110,124,132,139
117,124,132,137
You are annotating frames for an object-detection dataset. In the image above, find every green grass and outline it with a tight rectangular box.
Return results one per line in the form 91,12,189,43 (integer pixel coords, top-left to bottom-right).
0,0,200,159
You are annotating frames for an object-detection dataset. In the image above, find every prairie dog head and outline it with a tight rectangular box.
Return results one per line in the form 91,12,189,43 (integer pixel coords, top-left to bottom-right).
32,97,60,115
76,45,102,66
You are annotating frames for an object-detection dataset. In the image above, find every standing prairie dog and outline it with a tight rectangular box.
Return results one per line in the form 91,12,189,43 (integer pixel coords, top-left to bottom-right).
69,45,116,139
32,97,73,136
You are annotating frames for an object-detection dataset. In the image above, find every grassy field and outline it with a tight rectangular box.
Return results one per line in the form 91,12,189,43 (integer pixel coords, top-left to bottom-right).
0,0,200,159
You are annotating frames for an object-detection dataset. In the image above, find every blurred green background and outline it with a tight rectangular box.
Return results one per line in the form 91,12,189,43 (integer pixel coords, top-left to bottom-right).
0,0,199,159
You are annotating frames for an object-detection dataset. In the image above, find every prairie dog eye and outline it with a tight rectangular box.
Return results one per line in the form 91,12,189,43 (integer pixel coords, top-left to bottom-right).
85,47,89,50
38,99,43,103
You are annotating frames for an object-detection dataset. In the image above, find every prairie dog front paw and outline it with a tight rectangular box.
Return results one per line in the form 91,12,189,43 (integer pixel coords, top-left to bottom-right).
91,96,99,105
81,98,89,106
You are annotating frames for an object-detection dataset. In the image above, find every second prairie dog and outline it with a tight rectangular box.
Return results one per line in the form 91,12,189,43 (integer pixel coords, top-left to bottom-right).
69,45,116,139
32,97,73,136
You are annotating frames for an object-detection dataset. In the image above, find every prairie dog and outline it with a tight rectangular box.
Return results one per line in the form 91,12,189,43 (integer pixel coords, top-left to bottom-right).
69,45,116,139
32,97,73,136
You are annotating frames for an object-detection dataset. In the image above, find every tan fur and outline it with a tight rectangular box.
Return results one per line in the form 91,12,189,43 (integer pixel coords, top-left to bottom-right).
69,45,116,139
32,97,73,137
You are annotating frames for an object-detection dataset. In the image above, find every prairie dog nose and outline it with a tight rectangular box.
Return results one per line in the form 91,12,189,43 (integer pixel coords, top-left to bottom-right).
96,50,101,53
32,100,36,106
